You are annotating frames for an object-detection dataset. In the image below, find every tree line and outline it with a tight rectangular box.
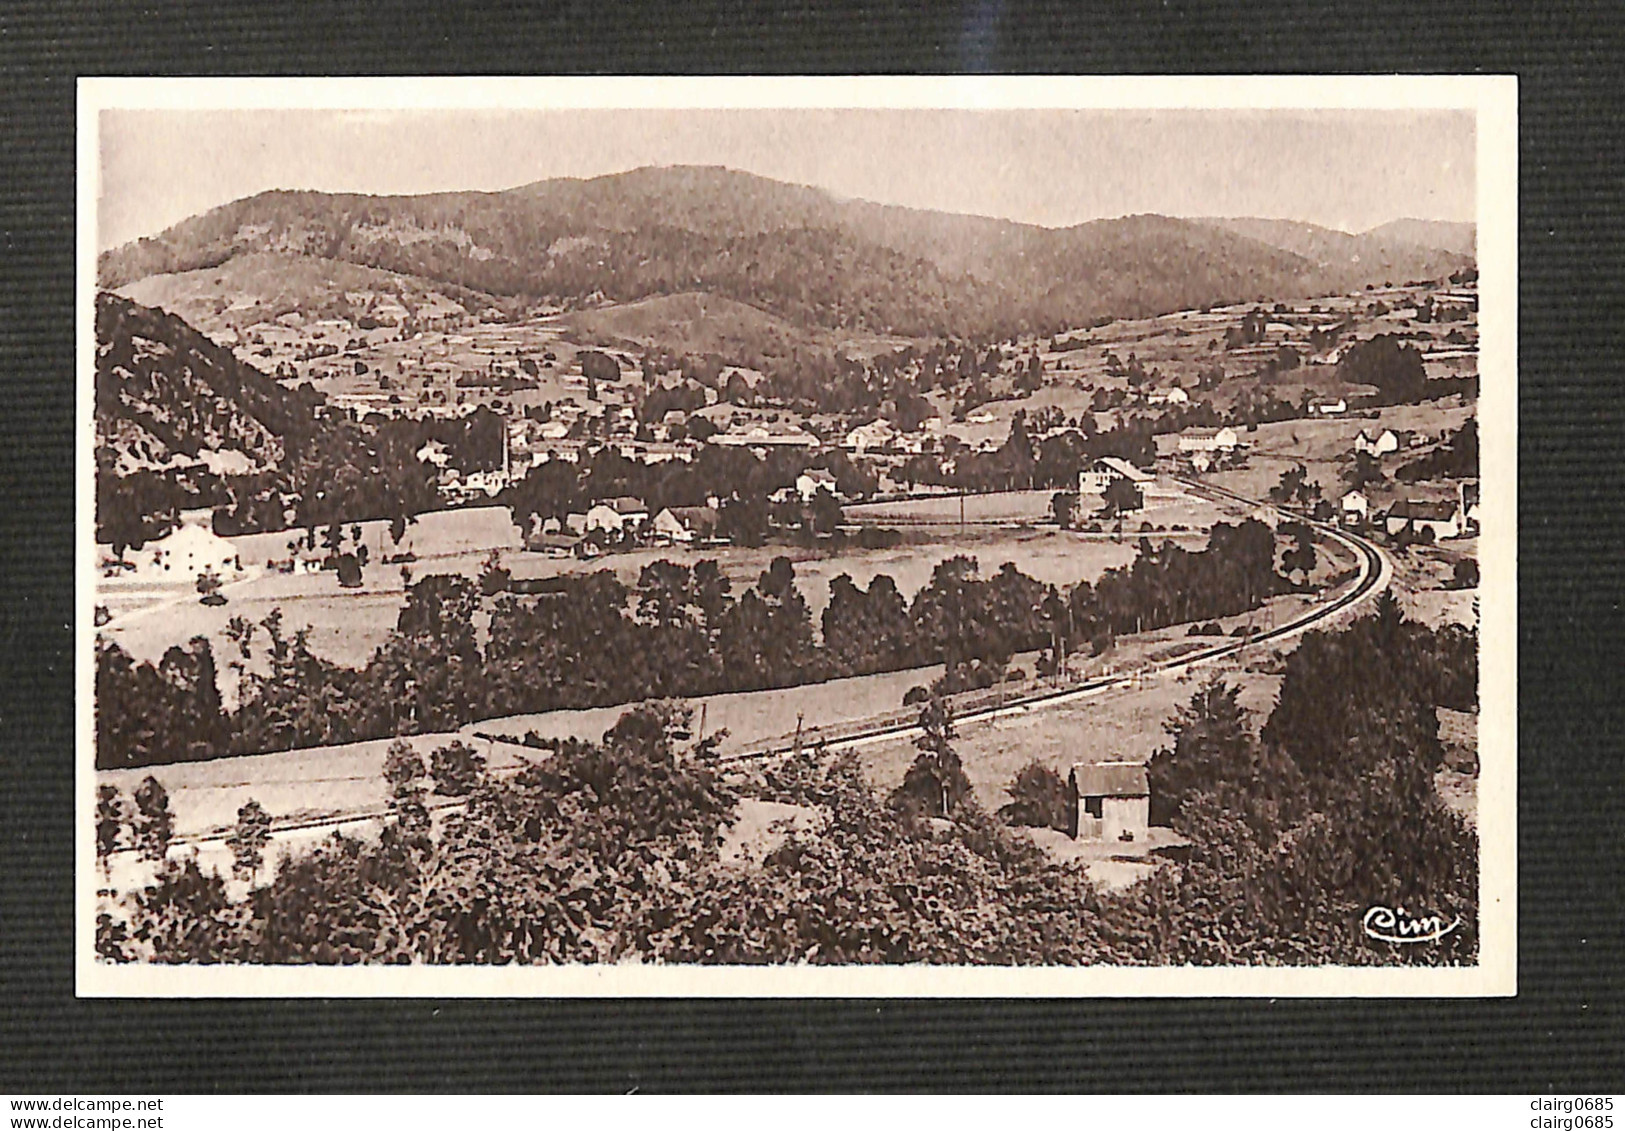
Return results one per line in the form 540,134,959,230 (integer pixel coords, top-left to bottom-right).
96,519,1292,770
97,589,1478,966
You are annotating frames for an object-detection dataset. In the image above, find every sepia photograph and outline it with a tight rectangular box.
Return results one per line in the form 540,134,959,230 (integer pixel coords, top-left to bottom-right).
76,77,1516,995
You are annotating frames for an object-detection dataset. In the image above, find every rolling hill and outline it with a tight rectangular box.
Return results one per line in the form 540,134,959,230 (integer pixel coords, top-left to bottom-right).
100,165,1476,340
115,251,504,343
1197,217,1472,284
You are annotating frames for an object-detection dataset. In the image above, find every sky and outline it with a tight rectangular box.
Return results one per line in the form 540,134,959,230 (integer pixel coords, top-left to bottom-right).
98,108,1475,250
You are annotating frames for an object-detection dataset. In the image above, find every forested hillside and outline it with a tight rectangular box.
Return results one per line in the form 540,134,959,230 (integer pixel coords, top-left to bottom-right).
99,166,1475,340
95,291,319,475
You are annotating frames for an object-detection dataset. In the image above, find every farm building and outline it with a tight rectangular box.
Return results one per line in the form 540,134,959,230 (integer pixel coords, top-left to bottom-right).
843,419,896,453
1177,426,1240,454
1385,498,1464,541
1080,456,1180,499
1460,481,1481,533
1067,762,1151,843
1079,456,1153,494
710,423,820,449
108,514,250,587
652,505,722,545
1353,428,1402,457
1312,397,1348,416
796,468,839,502
1341,490,1369,525
585,496,649,534
1146,386,1189,406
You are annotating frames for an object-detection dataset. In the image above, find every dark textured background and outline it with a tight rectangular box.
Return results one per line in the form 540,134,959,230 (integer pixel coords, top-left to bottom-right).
1,0,1621,1093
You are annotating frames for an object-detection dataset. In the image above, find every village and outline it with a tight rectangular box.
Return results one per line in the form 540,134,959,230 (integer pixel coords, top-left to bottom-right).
92,267,1482,902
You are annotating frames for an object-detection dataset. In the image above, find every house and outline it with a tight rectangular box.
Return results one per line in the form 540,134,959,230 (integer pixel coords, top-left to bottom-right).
842,419,895,453
524,532,580,558
115,516,250,587
1146,386,1189,405
1312,397,1348,416
1079,456,1154,495
1067,762,1150,843
653,505,721,545
710,423,820,449
1353,428,1413,457
1385,498,1464,541
584,496,649,534
1460,481,1481,533
796,468,839,503
461,468,507,497
1341,490,1369,525
1177,426,1240,454
1353,429,1398,457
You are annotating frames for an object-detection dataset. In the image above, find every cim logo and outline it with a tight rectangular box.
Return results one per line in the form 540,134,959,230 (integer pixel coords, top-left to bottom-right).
1362,904,1462,945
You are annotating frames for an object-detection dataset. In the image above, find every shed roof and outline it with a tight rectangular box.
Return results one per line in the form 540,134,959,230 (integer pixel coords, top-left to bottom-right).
1071,762,1150,798
597,495,648,514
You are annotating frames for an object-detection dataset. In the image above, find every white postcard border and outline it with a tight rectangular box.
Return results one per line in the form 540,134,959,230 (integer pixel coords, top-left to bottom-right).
75,74,1518,997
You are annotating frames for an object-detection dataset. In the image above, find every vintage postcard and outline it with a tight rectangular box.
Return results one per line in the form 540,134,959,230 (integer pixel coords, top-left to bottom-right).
77,75,1516,996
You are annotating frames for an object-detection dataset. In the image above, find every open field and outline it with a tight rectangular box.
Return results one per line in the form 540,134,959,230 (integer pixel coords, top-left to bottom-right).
471,662,945,757
852,651,1282,811
97,508,1158,670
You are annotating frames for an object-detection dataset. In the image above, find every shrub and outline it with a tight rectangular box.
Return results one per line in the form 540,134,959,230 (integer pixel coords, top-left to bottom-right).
998,761,1070,831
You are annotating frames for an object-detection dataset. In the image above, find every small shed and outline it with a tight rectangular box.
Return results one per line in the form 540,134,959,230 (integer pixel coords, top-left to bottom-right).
1067,762,1150,843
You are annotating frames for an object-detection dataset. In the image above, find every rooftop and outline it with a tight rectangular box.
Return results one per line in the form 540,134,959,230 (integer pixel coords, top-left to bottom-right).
1071,762,1150,798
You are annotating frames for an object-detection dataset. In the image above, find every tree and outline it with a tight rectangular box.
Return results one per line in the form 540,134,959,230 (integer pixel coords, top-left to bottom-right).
226,799,272,881
1347,450,1385,491
335,552,363,589
195,569,223,601
892,697,971,819
1145,678,1264,828
998,761,1069,830
383,739,431,836
95,784,126,879
1051,490,1078,530
1100,476,1143,517
132,775,173,862
809,489,843,536
430,740,487,797
223,615,255,661
1337,335,1428,405
1280,521,1318,584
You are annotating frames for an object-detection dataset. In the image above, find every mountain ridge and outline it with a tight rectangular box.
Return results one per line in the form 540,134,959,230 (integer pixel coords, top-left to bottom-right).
100,165,1475,339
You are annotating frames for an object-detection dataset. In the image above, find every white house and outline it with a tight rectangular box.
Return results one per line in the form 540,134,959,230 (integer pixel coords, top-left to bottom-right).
842,419,895,453
584,496,649,534
652,505,721,545
1341,490,1369,525
1313,397,1348,416
1177,426,1240,454
111,516,250,588
1080,456,1154,495
1385,498,1464,540
1354,428,1401,457
1146,386,1190,406
1460,481,1481,533
1068,762,1151,843
710,423,820,449
796,468,839,503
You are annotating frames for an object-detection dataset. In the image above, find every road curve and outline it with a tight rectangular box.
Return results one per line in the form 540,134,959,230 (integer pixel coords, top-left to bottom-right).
723,477,1392,762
